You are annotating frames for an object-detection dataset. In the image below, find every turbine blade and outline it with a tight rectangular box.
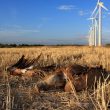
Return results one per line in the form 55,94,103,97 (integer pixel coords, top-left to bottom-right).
88,18,95,20
91,0,101,17
99,3,108,11
91,5,98,17
97,0,100,4
101,4,108,11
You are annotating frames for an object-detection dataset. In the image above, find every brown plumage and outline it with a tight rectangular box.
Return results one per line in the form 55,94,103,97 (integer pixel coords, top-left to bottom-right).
37,68,67,91
65,64,89,76
7,54,42,77
85,66,109,89
65,65,110,92
9,68,35,77
39,64,57,72
37,65,110,92
7,54,57,79
7,55,110,93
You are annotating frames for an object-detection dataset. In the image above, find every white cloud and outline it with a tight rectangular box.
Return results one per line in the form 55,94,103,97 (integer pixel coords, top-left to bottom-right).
0,25,40,38
78,10,89,16
0,29,39,34
57,5,76,11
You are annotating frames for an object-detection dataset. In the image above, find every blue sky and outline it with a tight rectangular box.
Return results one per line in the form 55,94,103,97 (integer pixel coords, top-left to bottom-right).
0,0,110,44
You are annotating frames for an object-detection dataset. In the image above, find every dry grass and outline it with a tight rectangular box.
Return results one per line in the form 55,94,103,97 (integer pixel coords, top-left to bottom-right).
0,46,110,110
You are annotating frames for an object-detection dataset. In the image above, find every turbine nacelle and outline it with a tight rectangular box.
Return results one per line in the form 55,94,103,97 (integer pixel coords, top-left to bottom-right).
98,2,108,11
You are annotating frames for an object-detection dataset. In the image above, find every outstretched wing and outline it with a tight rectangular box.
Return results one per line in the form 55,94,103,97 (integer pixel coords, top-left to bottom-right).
12,55,25,67
10,53,42,69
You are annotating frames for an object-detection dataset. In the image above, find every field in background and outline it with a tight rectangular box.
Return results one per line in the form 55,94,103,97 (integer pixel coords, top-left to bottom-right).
0,46,110,110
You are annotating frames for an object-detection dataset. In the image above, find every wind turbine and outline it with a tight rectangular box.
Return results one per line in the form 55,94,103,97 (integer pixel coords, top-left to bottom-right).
91,0,108,46
98,2,108,46
88,27,93,46
88,12,98,46
88,17,98,46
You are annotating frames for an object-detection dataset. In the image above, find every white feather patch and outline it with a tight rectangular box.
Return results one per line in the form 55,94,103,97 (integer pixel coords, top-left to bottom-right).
21,69,27,74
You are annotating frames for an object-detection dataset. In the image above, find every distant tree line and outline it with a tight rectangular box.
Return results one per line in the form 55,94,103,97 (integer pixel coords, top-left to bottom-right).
3,43,109,48
0,43,44,48
0,43,86,48
105,44,110,47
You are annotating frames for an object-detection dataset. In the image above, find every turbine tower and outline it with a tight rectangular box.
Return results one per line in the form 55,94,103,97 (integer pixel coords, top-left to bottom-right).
90,0,108,46
98,2,108,46
88,17,98,46
89,27,93,46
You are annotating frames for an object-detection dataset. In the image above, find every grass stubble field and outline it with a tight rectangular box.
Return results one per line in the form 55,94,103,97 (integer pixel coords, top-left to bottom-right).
0,46,110,110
